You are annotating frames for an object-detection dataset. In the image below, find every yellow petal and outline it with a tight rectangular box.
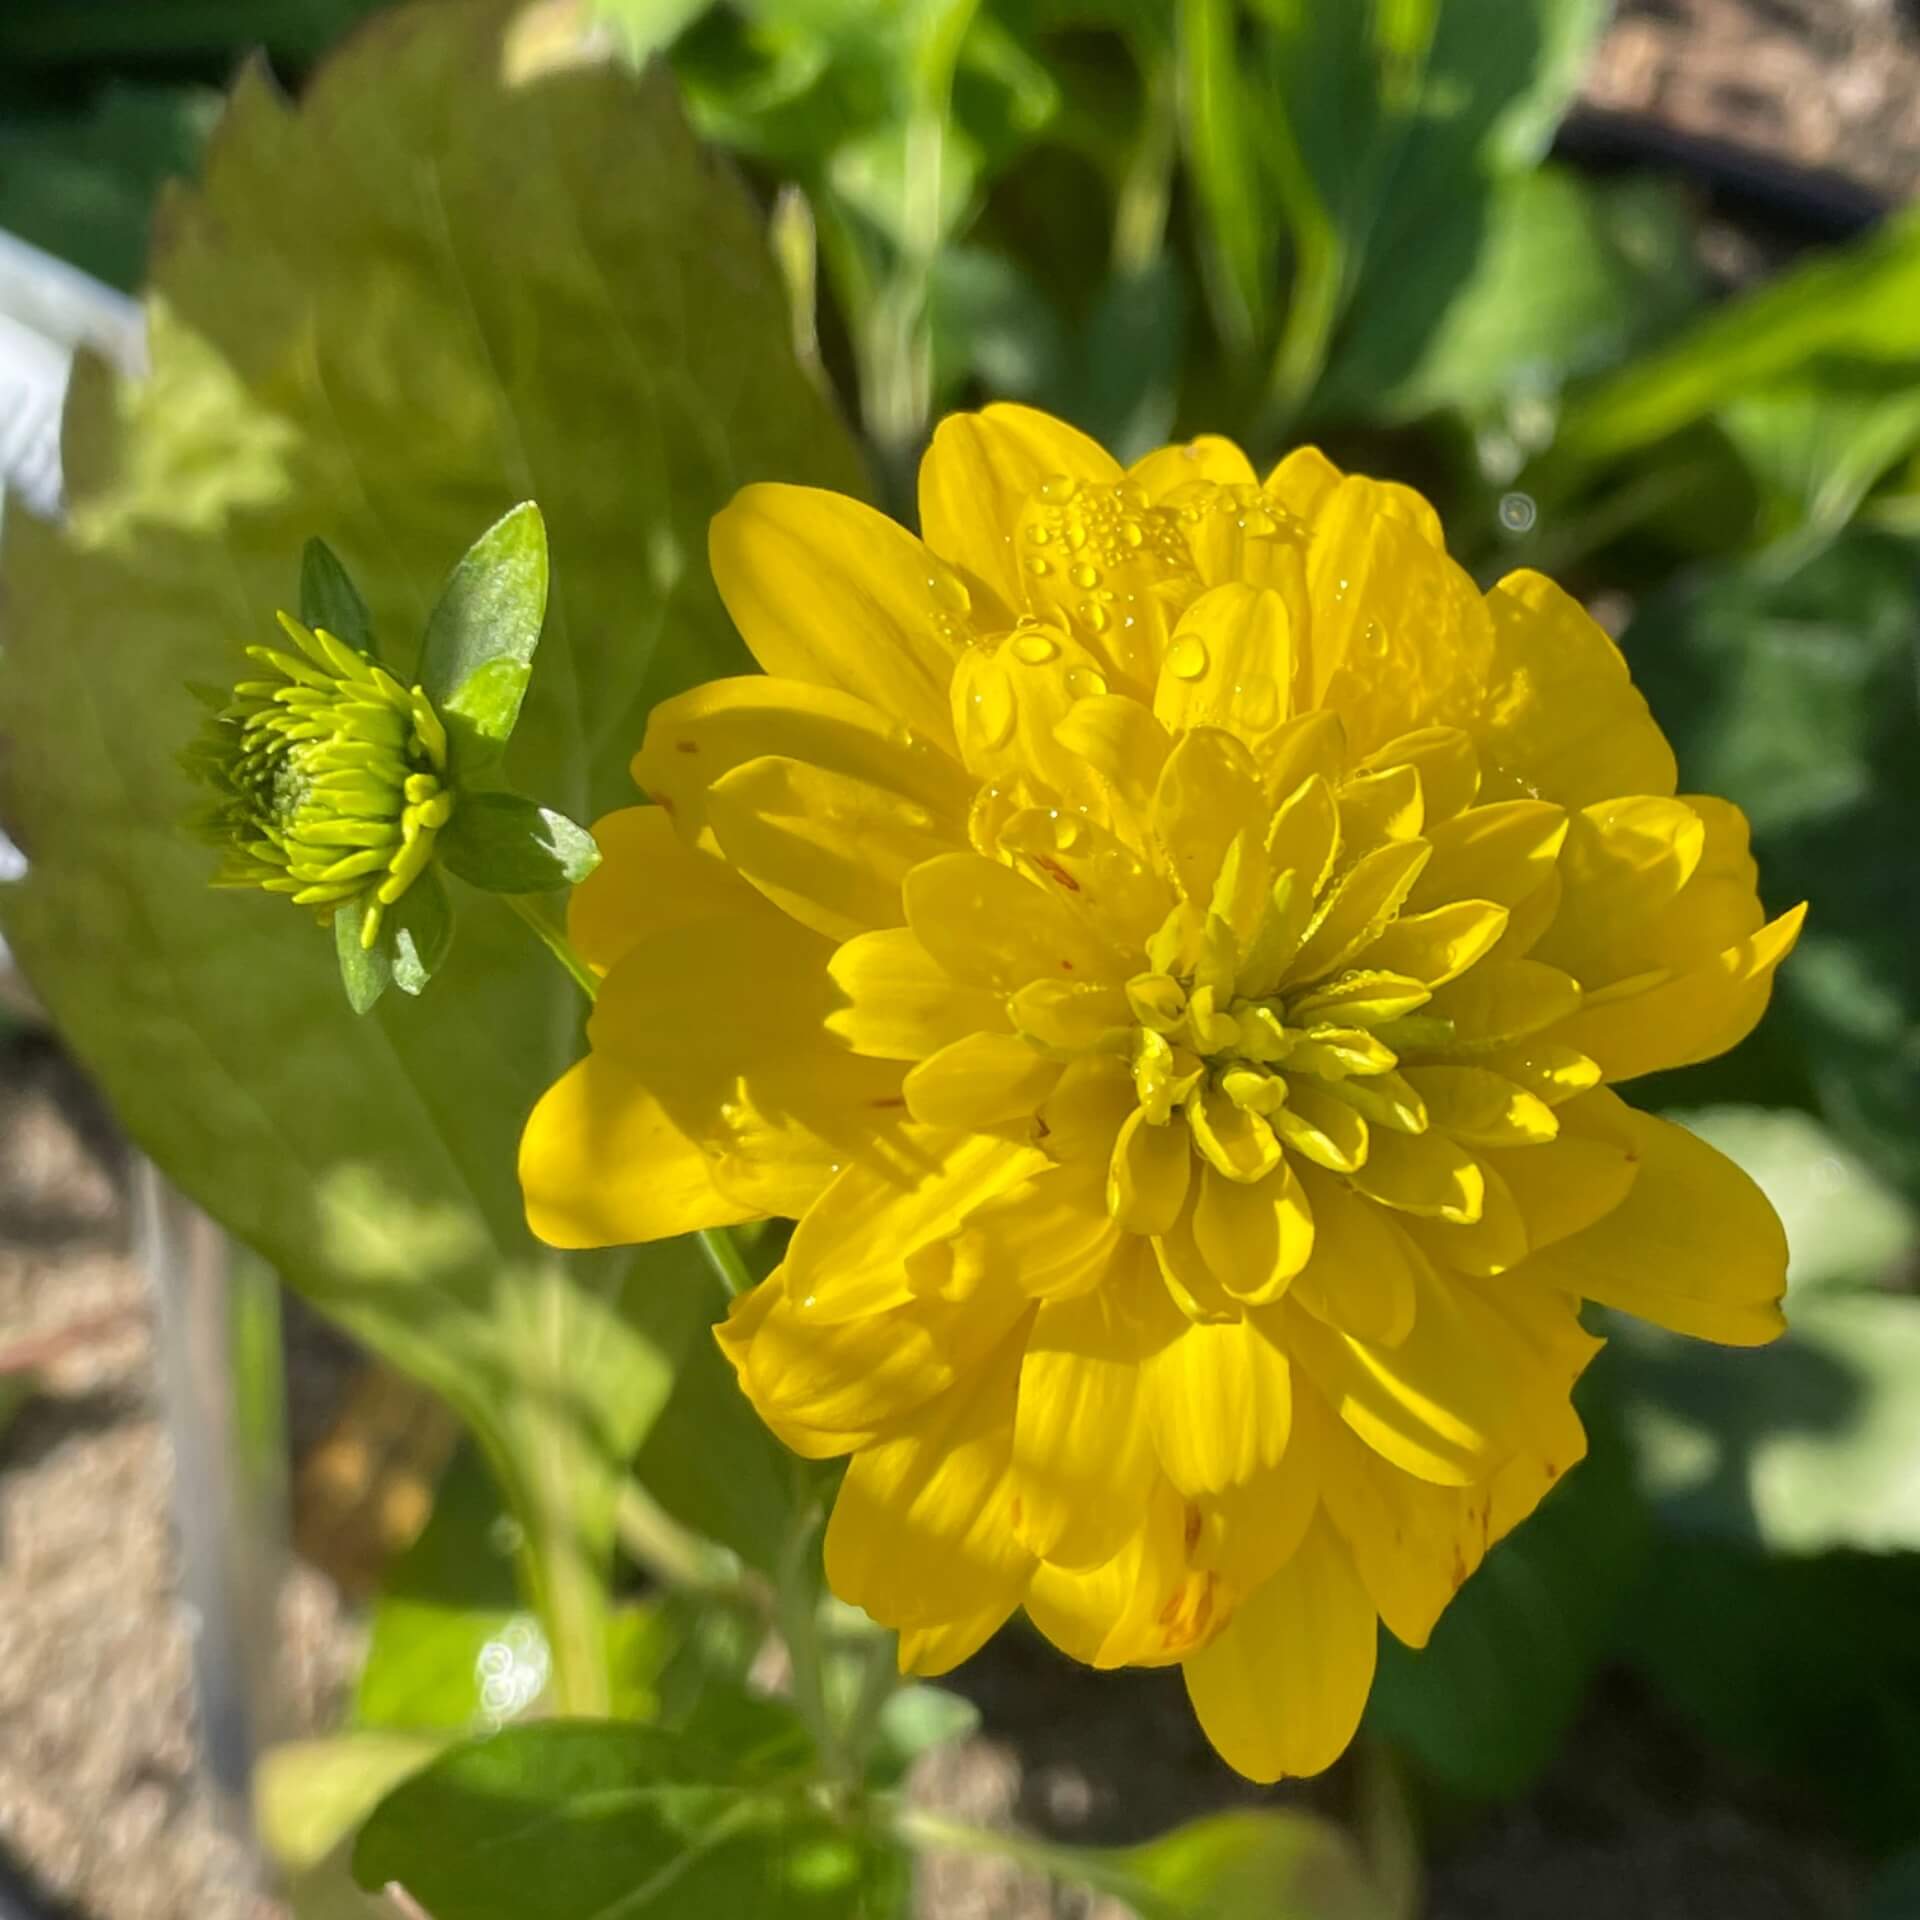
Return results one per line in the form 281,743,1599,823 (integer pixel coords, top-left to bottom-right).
1144,1312,1293,1497
711,484,992,748
1360,899,1509,986
589,894,902,1217
740,1269,1028,1450
705,753,960,941
1403,1066,1558,1146
1401,1157,1529,1277
1026,1480,1212,1670
1406,799,1568,916
1285,1167,1418,1345
1182,1515,1377,1783
1283,1255,1574,1486
1053,692,1171,830
1553,902,1805,1084
1011,1252,1175,1567
1288,840,1433,984
1356,725,1481,823
633,673,973,857
1477,1041,1601,1106
1529,795,1706,983
904,1031,1060,1132
1189,1083,1285,1181
826,927,1009,1061
949,625,1119,814
824,1330,1033,1628
914,1164,1121,1303
1350,1126,1485,1222
566,805,753,975
1318,1384,1588,1649
1151,727,1269,909
1153,583,1297,750
1270,1081,1368,1174
784,1131,1050,1323
899,1605,1016,1677
919,403,1122,612
1476,571,1677,805
520,1055,757,1249
1128,434,1257,498
1192,1159,1314,1304
1424,957,1583,1046
1334,763,1426,853
1527,1106,1788,1344
1108,1106,1193,1233
1263,445,1345,522
905,851,1127,990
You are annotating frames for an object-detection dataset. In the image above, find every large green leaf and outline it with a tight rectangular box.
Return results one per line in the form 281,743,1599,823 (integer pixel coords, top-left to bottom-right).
1555,203,1920,470
353,1721,907,1918
0,0,862,1706
1622,1544,1920,1852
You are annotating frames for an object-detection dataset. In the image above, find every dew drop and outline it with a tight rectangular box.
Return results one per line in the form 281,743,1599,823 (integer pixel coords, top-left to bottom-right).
1065,665,1108,699
1070,563,1098,590
1038,473,1080,504
1027,523,1052,545
1167,635,1209,680
1012,631,1059,665
1362,620,1388,659
1121,520,1145,548
1027,556,1051,577
1081,600,1110,633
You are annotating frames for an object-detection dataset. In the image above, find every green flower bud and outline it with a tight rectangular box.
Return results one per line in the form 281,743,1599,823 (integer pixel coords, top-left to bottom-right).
187,611,454,950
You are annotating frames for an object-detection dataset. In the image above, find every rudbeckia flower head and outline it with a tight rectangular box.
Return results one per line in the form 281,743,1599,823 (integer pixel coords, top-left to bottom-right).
186,611,453,950
521,407,1804,1782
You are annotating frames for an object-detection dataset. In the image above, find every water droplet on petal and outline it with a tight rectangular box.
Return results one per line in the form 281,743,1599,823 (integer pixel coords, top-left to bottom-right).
1038,473,1081,504
1013,632,1059,665
1028,556,1051,577
1070,563,1098,590
927,568,971,614
1362,620,1388,659
1167,635,1209,680
1065,665,1108,699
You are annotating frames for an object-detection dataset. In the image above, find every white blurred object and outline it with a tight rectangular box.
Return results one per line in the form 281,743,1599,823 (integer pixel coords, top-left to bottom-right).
0,228,146,1022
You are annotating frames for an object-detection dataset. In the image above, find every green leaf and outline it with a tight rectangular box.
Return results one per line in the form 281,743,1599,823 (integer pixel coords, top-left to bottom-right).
334,903,390,1015
868,1683,980,1788
1622,1544,1920,1851
629,1288,801,1577
904,1804,1395,1920
1317,167,1701,428
1115,1807,1393,1920
1366,1389,1649,1799
1866,1848,1920,1920
299,537,376,658
354,1447,528,1733
388,868,454,996
1556,203,1920,470
419,502,549,773
257,1733,446,1875
352,1722,904,1918
0,0,862,1716
438,791,601,894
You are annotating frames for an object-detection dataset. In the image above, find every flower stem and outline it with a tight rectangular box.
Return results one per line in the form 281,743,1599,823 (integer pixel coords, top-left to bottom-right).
506,891,599,1003
699,1224,756,1299
775,1478,846,1792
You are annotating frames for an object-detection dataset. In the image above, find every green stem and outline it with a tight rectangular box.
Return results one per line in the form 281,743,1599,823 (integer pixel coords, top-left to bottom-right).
892,1808,1148,1908
1113,55,1178,277
841,1629,903,1777
775,1473,846,1792
699,1225,755,1299
506,891,599,1003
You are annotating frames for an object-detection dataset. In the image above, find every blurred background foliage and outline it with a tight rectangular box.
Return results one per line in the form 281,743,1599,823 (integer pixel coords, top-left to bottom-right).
4,0,1920,1915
